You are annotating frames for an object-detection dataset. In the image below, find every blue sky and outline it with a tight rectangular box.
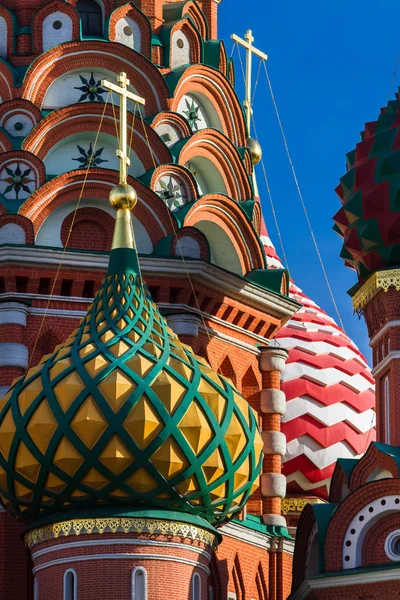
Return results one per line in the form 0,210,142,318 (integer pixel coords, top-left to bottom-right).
218,0,400,363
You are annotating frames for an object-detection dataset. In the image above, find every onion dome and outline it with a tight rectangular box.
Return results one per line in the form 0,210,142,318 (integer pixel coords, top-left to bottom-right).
260,224,375,499
0,185,263,524
334,88,400,280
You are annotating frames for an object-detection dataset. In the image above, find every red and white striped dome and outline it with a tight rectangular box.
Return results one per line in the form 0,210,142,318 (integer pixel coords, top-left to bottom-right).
260,216,376,499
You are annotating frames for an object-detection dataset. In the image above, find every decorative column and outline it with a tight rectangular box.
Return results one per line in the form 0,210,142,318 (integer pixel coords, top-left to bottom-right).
259,345,288,528
166,313,202,349
0,301,29,397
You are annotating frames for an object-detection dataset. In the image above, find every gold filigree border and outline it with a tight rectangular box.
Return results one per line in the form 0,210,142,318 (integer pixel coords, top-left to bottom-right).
352,269,400,311
281,497,325,515
25,517,217,549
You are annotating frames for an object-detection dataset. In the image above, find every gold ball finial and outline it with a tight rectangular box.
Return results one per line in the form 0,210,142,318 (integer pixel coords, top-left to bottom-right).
109,184,137,210
246,137,262,166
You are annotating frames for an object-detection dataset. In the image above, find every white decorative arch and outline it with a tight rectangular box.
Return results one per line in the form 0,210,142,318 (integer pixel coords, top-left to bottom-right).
63,568,78,600
185,156,227,196
171,30,190,69
42,12,73,52
177,236,201,258
343,495,400,569
115,16,141,51
178,93,222,133
132,566,147,600
35,198,153,254
0,223,26,245
193,219,241,274
0,17,7,58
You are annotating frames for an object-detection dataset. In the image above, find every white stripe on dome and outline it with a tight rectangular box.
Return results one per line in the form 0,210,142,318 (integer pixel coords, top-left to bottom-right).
286,437,362,469
284,398,375,432
282,363,373,392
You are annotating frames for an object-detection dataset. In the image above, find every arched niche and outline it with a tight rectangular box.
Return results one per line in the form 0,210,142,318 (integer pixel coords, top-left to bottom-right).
43,132,145,178
0,16,7,58
0,223,25,244
115,16,141,51
193,219,242,274
35,198,152,253
178,92,222,133
185,157,227,196
42,11,73,52
77,0,104,37
42,67,144,114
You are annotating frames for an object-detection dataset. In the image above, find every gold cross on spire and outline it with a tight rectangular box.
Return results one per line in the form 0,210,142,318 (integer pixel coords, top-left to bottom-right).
231,30,268,134
101,72,146,185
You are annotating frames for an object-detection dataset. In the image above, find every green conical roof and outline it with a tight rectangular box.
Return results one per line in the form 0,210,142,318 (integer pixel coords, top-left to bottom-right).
0,198,262,524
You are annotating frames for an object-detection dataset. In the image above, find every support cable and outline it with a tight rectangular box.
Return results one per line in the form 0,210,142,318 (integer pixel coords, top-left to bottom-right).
262,60,346,331
28,92,111,368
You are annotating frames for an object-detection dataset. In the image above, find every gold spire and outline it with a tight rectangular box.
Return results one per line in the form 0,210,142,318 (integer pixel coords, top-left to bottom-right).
101,72,146,250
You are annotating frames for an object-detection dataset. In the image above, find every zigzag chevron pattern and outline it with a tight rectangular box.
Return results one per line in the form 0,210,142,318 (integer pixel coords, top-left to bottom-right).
259,212,375,500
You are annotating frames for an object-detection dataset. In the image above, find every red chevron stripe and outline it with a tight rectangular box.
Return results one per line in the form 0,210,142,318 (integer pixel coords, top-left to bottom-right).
282,380,375,410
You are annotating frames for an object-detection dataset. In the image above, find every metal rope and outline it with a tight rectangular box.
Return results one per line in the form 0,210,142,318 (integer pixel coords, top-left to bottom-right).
28,92,111,368
388,51,400,101
262,61,346,331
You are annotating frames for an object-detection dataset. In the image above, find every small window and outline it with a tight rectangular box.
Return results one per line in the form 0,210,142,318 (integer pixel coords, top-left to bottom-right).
64,570,77,600
34,578,39,600
77,0,103,37
192,573,201,600
132,568,147,600
385,375,391,444
388,336,391,354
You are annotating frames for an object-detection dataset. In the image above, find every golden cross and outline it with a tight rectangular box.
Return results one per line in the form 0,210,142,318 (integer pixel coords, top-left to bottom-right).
101,72,146,185
231,30,268,134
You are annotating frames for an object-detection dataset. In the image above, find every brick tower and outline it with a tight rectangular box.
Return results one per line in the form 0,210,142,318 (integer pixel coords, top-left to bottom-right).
333,88,400,447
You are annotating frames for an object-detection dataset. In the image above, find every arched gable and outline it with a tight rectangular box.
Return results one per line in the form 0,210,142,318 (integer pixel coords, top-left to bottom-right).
0,214,34,245
349,443,399,490
150,163,198,210
108,3,151,58
178,129,252,201
0,6,14,59
0,151,46,202
22,41,169,114
184,194,265,274
0,99,42,139
171,65,246,146
182,2,208,40
151,111,192,148
170,19,202,69
22,104,172,175
32,1,79,54
18,169,176,248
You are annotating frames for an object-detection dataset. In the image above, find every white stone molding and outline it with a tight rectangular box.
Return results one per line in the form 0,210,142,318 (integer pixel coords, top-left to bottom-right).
262,514,287,528
260,388,286,415
259,346,289,373
0,302,29,326
261,473,286,499
262,431,286,456
167,313,200,337
0,343,28,368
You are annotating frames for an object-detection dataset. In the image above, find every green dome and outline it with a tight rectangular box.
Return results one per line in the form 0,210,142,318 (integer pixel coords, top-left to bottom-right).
334,88,400,280
0,245,262,524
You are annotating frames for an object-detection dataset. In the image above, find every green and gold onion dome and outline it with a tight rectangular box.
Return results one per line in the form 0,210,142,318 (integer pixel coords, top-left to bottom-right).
0,183,263,525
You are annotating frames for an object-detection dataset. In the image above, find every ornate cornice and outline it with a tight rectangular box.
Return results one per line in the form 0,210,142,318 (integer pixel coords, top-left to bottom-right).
281,497,325,515
352,269,400,312
25,517,217,549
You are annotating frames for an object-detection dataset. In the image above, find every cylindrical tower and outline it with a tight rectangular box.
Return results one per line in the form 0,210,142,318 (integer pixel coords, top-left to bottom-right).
334,88,400,447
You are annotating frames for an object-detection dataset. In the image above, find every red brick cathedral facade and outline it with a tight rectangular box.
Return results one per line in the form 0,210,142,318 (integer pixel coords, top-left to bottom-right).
0,1,300,599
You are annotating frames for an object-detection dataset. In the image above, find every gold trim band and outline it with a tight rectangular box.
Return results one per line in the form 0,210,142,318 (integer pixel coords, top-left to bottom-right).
25,517,217,549
352,269,400,311
281,497,325,515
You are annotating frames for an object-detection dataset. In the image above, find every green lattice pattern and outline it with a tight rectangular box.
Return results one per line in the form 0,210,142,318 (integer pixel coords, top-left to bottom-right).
0,248,262,524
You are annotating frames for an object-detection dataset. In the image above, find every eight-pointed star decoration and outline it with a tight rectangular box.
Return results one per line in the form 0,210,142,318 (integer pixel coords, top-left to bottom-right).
182,98,202,132
157,176,186,210
0,163,35,200
72,144,109,169
74,73,107,103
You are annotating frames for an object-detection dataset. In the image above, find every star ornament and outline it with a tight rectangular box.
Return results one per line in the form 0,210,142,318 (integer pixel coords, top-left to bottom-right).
182,98,201,132
0,163,34,200
74,73,107,103
157,177,185,209
72,144,109,169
